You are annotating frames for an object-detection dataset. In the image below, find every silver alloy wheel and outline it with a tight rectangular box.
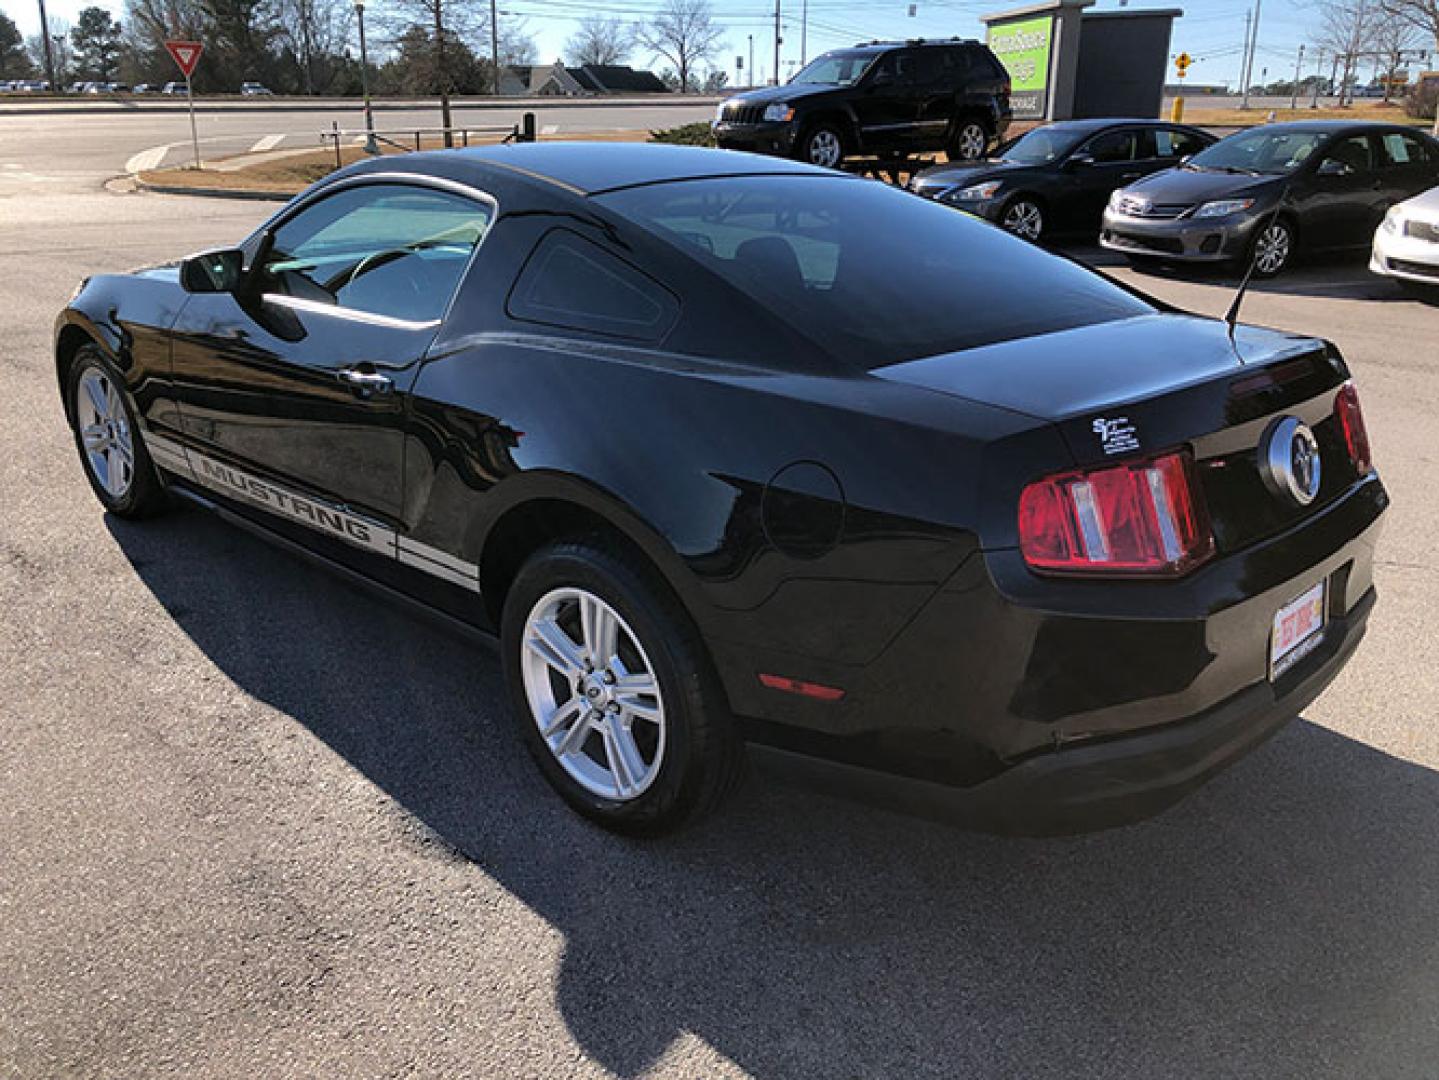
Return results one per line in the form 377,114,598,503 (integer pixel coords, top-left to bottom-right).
807,129,843,168
1002,200,1044,241
956,122,987,160
1254,222,1292,275
520,586,666,801
75,366,136,500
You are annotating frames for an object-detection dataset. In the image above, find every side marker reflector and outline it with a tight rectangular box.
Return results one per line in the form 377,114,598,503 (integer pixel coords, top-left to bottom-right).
758,674,846,702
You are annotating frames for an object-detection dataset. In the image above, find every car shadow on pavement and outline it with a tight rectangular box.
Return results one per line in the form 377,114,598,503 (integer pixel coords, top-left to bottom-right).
108,507,1439,1079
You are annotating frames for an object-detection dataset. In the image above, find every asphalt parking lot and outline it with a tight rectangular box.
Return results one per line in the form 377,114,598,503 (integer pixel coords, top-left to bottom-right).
4,177,1439,1078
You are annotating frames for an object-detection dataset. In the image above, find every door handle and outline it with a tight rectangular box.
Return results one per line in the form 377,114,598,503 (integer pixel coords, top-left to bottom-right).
337,367,393,396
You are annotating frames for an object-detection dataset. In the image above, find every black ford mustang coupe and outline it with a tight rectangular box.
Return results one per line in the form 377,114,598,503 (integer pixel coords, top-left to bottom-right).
56,143,1387,835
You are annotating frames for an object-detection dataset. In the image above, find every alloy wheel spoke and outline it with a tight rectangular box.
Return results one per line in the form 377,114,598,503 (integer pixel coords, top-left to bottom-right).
81,424,108,452
553,707,594,757
580,595,618,667
601,715,645,797
618,695,661,724
527,617,585,678
540,696,584,739
84,375,108,419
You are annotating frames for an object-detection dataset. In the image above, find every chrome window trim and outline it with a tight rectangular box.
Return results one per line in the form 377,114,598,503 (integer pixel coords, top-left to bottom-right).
251,172,500,330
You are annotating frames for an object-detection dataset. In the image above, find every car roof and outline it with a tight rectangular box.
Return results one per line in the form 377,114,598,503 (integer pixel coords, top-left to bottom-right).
367,142,840,197
1242,119,1421,136
1039,118,1202,134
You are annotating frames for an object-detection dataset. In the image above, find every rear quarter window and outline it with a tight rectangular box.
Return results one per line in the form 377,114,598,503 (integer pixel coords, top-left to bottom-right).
598,175,1153,369
507,229,679,342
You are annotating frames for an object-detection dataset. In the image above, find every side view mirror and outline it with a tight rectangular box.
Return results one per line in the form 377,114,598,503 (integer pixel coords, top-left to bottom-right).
180,248,246,293
1179,154,1193,165
1317,158,1352,178
1064,152,1095,171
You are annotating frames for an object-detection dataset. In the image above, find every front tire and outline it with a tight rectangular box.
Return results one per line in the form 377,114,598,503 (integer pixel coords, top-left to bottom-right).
999,197,1044,242
795,123,846,169
947,119,989,162
66,345,169,519
1247,218,1295,278
501,537,742,835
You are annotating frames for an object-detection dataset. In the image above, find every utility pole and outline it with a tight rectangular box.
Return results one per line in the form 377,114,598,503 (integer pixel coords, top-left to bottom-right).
1311,46,1323,107
1239,8,1253,107
434,3,453,146
490,0,500,95
1289,43,1304,111
801,0,808,66
355,0,377,153
748,35,754,87
773,0,781,87
34,0,57,90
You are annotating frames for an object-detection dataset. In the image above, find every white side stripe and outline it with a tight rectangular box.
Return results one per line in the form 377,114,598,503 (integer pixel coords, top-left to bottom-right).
142,430,480,592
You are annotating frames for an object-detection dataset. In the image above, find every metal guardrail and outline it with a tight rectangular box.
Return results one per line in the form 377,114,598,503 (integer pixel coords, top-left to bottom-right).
319,112,538,167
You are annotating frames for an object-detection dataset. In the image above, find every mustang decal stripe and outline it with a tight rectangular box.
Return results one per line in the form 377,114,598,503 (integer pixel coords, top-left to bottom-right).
143,431,481,593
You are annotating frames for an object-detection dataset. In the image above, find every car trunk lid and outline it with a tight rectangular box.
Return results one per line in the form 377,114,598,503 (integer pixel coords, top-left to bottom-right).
876,313,1362,554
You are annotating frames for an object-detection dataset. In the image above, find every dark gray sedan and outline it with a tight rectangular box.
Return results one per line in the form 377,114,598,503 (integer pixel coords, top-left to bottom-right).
1100,121,1439,277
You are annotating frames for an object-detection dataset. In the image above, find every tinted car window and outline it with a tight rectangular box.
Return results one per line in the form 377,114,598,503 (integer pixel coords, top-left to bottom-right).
1085,129,1139,163
1323,134,1375,173
912,49,945,85
791,50,876,87
508,229,678,341
1155,128,1206,158
598,176,1153,367
261,183,492,323
999,126,1086,164
1379,132,1433,166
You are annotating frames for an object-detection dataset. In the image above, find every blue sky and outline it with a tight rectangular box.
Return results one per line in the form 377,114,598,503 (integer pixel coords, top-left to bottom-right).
2,0,1342,88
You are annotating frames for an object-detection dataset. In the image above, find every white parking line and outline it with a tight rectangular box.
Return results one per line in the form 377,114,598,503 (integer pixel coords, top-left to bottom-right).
250,134,285,152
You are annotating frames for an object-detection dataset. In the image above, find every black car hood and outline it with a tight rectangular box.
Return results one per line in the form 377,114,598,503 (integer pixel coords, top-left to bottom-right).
913,158,1044,191
1125,166,1284,204
722,83,847,108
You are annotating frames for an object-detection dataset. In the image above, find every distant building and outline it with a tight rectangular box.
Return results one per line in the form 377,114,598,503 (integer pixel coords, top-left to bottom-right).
502,61,669,97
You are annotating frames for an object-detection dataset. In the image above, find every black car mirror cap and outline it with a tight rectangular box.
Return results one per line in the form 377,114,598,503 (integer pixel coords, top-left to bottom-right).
179,248,248,294
1065,152,1095,171
1316,158,1352,178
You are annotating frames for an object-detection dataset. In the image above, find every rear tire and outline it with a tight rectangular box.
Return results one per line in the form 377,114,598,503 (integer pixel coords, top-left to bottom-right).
501,537,743,835
66,345,169,519
947,119,989,162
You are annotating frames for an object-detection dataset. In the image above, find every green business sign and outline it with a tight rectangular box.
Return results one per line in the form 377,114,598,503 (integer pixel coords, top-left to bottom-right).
987,14,1054,118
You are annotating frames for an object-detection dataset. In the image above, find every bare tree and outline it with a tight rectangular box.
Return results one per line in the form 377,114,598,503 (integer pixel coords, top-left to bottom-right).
634,0,723,94
1378,0,1439,130
566,15,631,67
1317,0,1378,105
280,0,350,94
1371,7,1421,100
381,0,478,142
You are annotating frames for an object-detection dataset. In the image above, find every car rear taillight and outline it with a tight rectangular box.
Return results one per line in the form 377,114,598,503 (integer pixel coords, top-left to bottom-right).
1018,450,1215,577
1334,381,1372,476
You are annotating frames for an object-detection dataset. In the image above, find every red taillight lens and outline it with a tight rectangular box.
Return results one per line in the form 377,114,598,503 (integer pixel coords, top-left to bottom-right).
1018,450,1215,577
1334,381,1372,476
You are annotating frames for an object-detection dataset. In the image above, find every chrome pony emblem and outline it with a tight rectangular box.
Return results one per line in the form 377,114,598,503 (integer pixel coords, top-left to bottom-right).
1260,416,1322,507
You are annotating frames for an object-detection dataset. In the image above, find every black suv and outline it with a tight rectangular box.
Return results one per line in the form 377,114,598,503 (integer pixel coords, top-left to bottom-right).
713,39,1012,168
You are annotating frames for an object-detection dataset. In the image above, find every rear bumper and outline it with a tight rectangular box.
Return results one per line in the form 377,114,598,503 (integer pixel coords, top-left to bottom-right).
755,587,1372,836
1100,208,1261,262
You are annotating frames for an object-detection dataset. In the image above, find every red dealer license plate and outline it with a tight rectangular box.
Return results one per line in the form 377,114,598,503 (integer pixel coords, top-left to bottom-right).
1271,580,1327,680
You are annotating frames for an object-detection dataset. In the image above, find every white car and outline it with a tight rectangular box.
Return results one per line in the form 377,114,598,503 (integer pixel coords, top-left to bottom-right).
1372,185,1439,292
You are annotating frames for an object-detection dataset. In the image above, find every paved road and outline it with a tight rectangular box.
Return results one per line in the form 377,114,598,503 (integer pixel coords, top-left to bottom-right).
3,164,1439,1078
0,100,718,186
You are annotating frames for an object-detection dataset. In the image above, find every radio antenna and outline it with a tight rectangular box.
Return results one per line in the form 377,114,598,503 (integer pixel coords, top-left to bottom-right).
1225,175,1297,346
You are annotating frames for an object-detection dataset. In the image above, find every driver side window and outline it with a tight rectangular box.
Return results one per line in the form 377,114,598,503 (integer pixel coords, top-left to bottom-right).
1321,135,1375,176
1083,129,1139,164
261,183,494,325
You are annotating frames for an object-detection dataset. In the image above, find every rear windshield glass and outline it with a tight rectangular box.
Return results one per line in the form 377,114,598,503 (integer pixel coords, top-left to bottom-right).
598,176,1153,367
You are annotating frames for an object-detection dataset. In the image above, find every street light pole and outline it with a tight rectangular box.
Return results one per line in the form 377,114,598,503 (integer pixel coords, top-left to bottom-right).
1289,43,1304,111
34,0,57,90
773,0,781,87
490,0,500,95
355,0,377,153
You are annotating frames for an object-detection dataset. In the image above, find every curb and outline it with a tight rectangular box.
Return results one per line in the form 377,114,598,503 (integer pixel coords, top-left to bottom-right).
125,175,295,201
